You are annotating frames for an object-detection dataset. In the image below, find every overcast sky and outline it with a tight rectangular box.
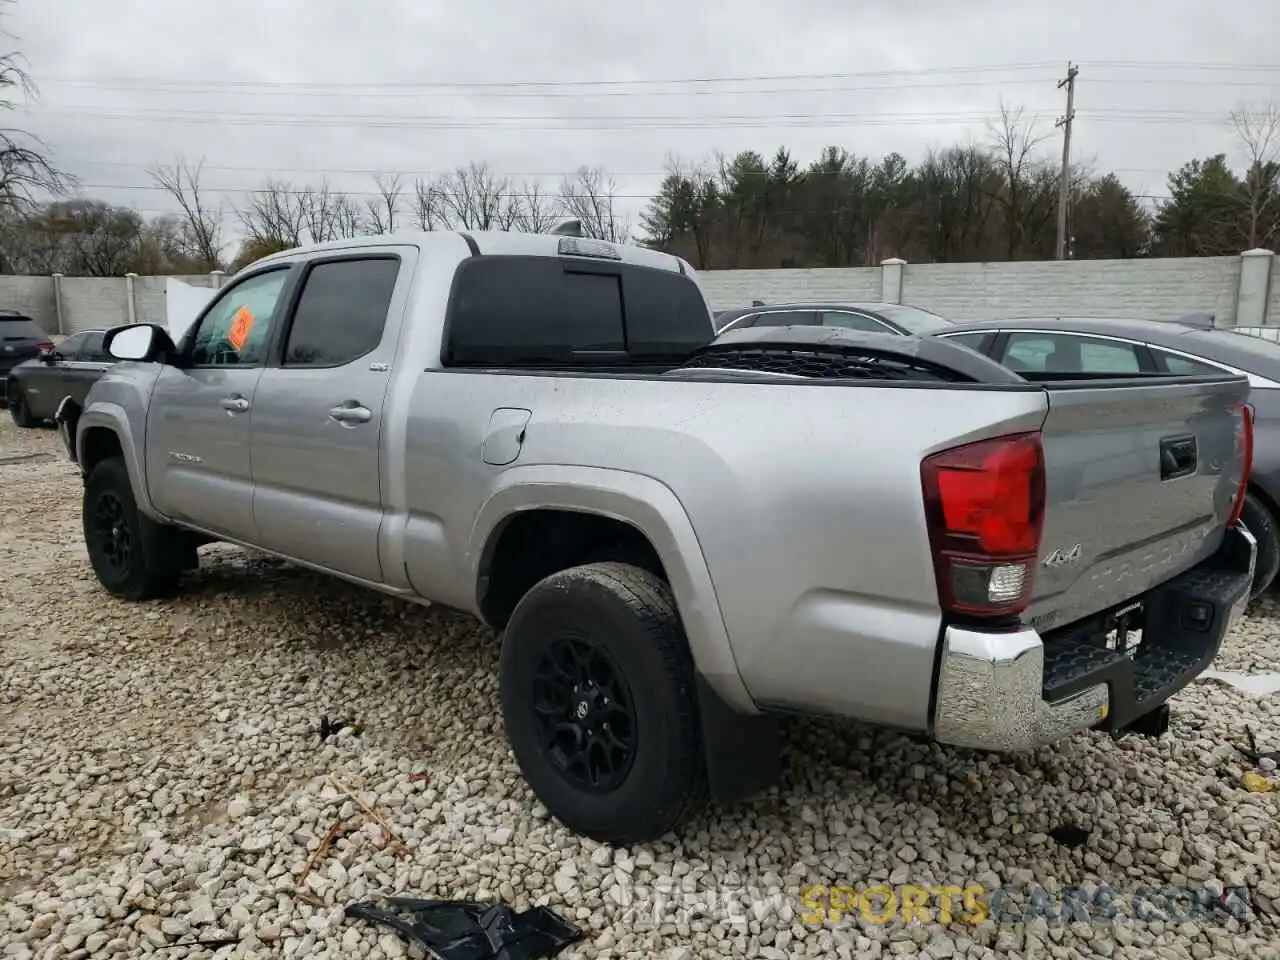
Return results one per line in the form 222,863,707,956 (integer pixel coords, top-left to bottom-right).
10,0,1278,247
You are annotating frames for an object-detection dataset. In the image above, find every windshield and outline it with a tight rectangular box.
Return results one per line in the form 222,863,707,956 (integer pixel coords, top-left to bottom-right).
872,303,953,335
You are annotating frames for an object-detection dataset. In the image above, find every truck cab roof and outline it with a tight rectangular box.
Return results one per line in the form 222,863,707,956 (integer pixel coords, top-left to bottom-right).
251,230,693,277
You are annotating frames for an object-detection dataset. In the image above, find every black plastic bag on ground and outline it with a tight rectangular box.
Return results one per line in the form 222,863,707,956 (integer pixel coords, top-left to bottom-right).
345,897,582,960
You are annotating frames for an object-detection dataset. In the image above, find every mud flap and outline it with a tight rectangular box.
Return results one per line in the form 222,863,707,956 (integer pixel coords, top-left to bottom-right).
54,396,80,465
696,674,781,806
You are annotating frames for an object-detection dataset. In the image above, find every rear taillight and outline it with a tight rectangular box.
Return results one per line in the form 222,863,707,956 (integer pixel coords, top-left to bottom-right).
36,341,53,351
921,432,1046,618
1226,403,1254,527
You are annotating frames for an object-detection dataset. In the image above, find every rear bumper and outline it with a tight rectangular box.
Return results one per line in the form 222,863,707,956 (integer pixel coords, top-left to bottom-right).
933,523,1255,752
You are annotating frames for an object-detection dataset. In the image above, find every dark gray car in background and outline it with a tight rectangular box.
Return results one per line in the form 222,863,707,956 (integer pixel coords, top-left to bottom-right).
714,301,955,336
7,328,114,428
1,311,54,401
932,314,1280,597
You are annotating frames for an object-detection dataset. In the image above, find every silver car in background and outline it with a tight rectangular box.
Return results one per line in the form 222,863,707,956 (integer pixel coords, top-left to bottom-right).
934,314,1280,598
714,301,955,336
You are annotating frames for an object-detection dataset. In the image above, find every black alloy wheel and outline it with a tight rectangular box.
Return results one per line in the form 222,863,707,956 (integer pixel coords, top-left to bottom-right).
533,635,637,793
89,488,132,574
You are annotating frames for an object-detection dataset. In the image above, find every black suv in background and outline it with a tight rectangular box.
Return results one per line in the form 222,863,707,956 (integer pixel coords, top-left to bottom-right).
1,311,54,401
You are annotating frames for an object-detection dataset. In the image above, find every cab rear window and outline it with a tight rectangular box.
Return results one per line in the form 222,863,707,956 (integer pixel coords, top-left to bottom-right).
443,256,713,367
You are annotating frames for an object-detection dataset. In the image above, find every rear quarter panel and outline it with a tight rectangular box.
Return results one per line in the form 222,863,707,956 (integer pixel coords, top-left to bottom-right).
397,372,1051,730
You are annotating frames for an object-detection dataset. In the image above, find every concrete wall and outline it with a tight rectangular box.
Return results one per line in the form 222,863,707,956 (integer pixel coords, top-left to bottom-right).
697,250,1276,328
1,252,1275,333
898,257,1240,323
0,272,225,335
59,277,130,335
698,265,884,306
0,275,57,331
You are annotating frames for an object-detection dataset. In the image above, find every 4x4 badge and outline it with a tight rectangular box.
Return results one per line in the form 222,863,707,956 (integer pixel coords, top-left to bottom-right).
1043,544,1082,568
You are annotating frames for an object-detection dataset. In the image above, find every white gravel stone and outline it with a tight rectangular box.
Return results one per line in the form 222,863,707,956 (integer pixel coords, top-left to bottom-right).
3,422,1280,960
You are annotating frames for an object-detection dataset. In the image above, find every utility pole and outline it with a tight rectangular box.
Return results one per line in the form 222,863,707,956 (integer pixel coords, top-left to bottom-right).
1055,62,1078,260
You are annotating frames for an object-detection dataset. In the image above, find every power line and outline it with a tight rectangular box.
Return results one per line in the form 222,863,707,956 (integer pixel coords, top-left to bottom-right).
34,63,1066,90
23,106,1231,131
32,75,1280,101
34,58,1280,91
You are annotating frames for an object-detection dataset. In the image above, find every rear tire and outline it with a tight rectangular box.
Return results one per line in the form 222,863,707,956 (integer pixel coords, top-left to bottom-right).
9,389,37,428
1241,492,1280,599
499,561,707,844
83,456,187,600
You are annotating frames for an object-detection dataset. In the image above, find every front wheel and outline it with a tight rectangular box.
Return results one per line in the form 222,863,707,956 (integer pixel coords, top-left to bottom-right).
9,388,38,428
498,562,708,844
83,457,187,600
1240,492,1280,599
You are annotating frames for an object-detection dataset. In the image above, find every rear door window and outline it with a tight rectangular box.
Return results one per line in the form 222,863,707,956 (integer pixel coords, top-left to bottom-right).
283,257,401,367
1150,349,1224,376
755,310,818,328
1002,332,1144,374
820,311,893,333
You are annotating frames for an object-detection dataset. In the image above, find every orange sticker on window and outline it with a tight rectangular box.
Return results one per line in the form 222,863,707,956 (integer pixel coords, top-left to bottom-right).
227,306,255,352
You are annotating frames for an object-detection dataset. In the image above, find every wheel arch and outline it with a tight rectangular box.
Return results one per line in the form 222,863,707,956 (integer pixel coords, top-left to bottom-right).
76,404,163,520
470,465,755,714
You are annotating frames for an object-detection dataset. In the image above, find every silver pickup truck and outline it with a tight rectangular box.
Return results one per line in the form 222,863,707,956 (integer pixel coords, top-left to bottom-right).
57,231,1257,844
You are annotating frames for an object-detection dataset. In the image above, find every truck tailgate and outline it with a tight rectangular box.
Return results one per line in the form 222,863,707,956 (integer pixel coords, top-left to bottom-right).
1026,375,1250,635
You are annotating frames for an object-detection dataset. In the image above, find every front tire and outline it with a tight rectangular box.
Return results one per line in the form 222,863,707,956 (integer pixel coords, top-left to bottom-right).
9,388,38,428
1241,491,1280,599
83,457,187,600
499,562,708,844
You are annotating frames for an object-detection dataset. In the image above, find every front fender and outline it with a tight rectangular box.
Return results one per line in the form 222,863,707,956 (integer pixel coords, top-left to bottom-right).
73,364,164,520
75,403,166,520
469,464,756,714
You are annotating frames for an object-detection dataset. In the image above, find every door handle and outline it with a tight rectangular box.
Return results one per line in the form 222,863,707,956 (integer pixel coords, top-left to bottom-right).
220,395,250,413
329,403,372,425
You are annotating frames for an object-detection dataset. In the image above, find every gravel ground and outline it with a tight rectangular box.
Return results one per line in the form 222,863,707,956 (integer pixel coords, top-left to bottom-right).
3,419,1280,960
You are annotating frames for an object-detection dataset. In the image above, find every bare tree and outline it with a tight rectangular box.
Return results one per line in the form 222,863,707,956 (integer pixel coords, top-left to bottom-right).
986,100,1053,259
417,162,518,230
558,166,630,243
236,180,305,248
0,15,70,215
298,179,338,243
412,177,443,231
1230,100,1280,249
510,179,559,233
365,173,402,235
332,192,364,239
149,156,223,269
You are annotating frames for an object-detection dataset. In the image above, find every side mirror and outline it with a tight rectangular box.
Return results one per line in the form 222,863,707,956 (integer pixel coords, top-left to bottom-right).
105,323,177,363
